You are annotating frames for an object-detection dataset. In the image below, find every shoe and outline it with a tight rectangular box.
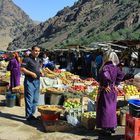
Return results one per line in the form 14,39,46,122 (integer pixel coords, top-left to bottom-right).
104,130,111,136
110,128,115,133
101,129,111,136
27,115,38,121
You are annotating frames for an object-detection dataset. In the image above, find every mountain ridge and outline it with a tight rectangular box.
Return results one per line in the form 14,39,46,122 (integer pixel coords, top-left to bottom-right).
0,0,35,50
7,0,140,50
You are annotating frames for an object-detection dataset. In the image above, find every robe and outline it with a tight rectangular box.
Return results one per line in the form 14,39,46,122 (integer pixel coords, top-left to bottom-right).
7,58,20,89
96,61,124,128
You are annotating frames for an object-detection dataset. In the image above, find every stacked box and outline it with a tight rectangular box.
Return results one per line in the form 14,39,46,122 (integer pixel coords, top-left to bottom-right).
81,116,96,130
125,113,140,140
42,120,73,132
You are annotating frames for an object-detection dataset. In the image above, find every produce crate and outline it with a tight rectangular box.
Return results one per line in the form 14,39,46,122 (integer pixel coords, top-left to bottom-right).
67,107,84,118
125,113,140,140
81,116,96,130
42,120,73,132
124,95,140,100
65,107,84,124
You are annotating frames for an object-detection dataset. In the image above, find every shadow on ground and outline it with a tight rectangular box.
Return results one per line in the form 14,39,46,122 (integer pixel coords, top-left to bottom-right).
0,111,45,132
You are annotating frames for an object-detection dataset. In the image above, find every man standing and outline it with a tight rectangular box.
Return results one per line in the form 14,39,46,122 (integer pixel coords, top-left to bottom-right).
21,46,41,121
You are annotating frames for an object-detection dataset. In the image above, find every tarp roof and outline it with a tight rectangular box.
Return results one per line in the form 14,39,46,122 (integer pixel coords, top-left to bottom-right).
112,40,140,48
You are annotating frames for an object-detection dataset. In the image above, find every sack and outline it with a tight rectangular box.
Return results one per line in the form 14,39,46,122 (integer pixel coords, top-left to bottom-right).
134,73,140,82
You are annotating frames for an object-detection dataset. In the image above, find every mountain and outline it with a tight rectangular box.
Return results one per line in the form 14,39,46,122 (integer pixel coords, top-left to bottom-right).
8,0,140,50
0,0,35,50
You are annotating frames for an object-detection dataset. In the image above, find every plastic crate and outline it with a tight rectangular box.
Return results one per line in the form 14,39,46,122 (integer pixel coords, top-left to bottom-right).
67,107,84,119
65,107,84,126
125,113,140,140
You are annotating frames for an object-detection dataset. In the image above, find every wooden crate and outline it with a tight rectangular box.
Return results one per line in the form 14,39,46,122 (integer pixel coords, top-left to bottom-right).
81,116,96,130
42,120,73,132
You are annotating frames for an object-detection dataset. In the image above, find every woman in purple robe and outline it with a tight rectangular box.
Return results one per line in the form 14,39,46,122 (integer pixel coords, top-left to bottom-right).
96,52,124,135
7,52,21,90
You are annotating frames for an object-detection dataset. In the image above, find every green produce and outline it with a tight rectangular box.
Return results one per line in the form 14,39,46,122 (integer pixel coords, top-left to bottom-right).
81,112,96,119
64,101,81,109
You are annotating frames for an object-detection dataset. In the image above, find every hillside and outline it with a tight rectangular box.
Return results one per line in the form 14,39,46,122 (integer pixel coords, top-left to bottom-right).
8,0,140,50
0,0,35,50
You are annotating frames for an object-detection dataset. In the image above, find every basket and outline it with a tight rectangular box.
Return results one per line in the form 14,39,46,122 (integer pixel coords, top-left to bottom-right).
41,113,60,121
38,105,65,114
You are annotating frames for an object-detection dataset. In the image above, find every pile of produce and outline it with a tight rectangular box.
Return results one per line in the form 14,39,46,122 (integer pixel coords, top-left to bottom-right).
38,105,65,114
81,112,96,119
84,78,99,86
123,85,140,96
116,87,125,96
64,100,81,109
88,86,99,101
42,68,58,79
0,61,8,70
46,87,65,94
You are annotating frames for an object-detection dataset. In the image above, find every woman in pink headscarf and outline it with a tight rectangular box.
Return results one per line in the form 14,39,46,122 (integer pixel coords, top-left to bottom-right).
7,52,21,90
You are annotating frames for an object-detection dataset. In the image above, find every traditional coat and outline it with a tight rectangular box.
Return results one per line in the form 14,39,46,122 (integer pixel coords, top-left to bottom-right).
96,61,124,128
7,58,20,89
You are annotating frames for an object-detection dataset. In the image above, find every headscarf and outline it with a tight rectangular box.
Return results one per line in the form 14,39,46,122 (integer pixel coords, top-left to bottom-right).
109,52,119,65
13,52,21,63
103,51,119,66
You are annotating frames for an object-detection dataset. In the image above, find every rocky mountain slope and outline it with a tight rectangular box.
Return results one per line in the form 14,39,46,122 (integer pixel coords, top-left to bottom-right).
8,0,140,50
0,0,35,50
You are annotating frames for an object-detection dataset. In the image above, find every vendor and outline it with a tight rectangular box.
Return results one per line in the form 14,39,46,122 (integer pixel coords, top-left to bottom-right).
21,46,42,122
96,52,124,135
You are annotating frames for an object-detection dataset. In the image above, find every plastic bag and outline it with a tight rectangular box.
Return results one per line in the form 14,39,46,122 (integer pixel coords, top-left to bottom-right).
66,115,79,126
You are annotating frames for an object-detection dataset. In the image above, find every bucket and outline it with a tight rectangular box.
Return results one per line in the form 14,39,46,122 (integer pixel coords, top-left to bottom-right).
41,113,60,121
45,92,64,105
6,93,16,107
50,94,64,105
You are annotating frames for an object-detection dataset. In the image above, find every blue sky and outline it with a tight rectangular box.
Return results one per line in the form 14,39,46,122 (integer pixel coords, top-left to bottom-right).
13,0,77,22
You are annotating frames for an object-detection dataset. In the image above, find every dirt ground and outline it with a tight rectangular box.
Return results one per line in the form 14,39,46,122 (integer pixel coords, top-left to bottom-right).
0,94,125,140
